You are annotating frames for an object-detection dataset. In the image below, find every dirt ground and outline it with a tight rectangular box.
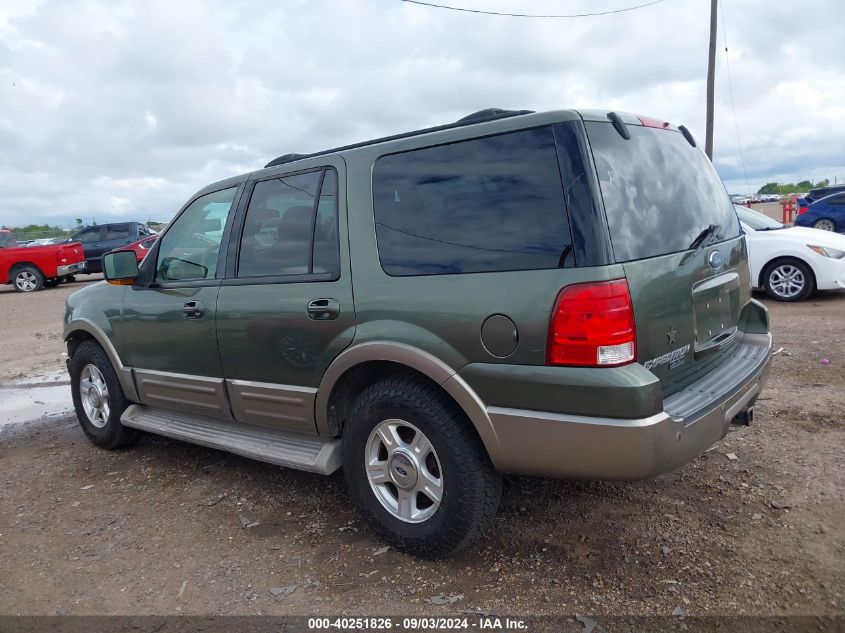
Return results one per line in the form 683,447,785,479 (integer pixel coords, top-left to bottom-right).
0,277,843,617
0,274,103,381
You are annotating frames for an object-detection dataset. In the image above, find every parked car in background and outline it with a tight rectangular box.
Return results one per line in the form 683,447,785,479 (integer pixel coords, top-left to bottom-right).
802,185,845,205
737,205,845,301
121,234,158,262
65,108,771,558
67,222,154,273
0,228,85,292
794,193,845,233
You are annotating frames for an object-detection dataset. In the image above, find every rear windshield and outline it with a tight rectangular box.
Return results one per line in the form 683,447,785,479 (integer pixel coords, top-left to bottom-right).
586,121,740,262
0,230,17,248
372,127,573,276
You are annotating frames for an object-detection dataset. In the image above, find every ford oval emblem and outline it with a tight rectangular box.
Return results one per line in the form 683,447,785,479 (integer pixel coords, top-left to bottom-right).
708,250,724,269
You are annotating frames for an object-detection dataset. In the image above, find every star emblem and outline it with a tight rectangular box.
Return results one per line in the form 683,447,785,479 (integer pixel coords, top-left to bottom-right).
666,326,677,346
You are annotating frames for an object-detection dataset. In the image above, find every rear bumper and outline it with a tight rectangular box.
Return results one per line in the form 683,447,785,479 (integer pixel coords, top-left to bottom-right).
485,332,772,480
57,261,86,276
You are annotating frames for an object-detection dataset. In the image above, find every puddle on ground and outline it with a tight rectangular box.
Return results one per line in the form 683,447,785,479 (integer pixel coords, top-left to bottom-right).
0,370,73,428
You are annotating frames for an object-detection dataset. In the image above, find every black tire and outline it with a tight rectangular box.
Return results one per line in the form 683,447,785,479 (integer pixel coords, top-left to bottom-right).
43,278,61,288
69,340,139,449
11,265,44,292
762,258,814,302
64,275,76,283
342,374,502,558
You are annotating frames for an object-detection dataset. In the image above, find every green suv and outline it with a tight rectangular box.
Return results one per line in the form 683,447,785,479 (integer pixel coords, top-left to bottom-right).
64,108,772,558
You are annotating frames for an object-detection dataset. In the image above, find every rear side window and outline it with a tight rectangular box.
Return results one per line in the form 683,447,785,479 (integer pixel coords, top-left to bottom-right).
105,224,132,240
372,128,573,276
586,121,740,262
238,168,338,278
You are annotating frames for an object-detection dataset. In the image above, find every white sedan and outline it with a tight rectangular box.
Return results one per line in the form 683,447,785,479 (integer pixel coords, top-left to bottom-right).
737,205,845,301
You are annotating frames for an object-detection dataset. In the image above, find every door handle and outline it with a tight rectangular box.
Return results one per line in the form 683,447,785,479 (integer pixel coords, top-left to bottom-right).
182,300,205,319
307,298,340,320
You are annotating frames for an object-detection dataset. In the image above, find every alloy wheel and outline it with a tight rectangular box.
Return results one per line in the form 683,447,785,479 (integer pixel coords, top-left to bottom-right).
79,364,110,428
365,419,443,523
14,271,38,292
769,264,805,299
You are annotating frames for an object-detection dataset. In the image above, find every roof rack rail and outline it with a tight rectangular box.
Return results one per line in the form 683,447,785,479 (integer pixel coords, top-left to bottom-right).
456,108,532,124
264,153,307,169
263,108,534,169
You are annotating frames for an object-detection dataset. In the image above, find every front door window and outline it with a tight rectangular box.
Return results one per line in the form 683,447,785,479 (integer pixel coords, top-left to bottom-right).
155,187,237,283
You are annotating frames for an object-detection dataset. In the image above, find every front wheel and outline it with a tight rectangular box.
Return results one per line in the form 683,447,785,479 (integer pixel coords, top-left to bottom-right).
12,266,44,292
763,259,813,302
342,375,502,558
69,340,139,449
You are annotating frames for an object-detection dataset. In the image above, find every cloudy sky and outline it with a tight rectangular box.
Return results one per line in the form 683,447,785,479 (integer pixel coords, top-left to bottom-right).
1,0,843,228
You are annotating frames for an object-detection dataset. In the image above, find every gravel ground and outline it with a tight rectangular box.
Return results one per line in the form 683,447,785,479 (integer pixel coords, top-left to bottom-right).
0,274,103,381
0,279,843,617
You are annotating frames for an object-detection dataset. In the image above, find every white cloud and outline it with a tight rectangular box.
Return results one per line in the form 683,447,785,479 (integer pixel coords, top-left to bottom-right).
0,0,843,227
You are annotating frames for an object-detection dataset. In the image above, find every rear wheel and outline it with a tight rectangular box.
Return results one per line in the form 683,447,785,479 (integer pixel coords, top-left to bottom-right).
763,259,813,302
12,266,44,292
342,374,502,558
69,340,139,449
813,218,836,232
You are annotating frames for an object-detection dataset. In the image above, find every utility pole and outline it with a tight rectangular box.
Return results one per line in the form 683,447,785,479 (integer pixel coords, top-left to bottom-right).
704,0,718,160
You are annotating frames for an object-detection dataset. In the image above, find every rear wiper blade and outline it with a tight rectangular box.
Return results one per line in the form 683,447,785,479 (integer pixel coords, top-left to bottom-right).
679,224,719,266
688,224,719,249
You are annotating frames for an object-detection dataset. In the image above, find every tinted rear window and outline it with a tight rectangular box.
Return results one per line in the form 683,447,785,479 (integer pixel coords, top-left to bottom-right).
372,127,573,276
586,121,740,262
105,224,133,240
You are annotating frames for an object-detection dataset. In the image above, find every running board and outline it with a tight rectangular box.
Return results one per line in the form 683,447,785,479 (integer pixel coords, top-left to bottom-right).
120,405,341,474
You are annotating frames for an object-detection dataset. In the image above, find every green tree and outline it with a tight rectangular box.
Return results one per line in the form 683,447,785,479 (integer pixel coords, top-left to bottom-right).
814,179,829,188
796,180,813,191
757,182,779,195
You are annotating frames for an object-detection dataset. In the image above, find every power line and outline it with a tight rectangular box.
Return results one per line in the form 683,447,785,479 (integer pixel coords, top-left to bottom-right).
719,0,751,195
398,0,669,18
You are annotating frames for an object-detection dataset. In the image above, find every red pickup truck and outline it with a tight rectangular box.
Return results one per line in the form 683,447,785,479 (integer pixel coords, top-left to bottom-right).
0,229,86,292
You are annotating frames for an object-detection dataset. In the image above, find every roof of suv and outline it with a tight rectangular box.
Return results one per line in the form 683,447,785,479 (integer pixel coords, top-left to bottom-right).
193,108,690,198
264,108,535,169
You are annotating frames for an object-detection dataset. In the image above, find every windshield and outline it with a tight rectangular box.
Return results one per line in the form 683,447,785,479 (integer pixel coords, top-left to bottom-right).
586,121,741,262
735,205,784,230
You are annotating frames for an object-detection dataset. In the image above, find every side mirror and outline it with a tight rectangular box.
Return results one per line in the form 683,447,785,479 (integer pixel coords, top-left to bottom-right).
103,250,139,285
158,256,207,281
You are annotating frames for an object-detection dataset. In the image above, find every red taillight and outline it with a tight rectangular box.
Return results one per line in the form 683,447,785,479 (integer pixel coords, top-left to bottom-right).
547,279,637,367
798,206,808,215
